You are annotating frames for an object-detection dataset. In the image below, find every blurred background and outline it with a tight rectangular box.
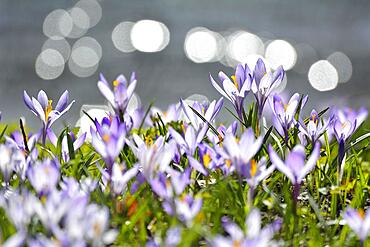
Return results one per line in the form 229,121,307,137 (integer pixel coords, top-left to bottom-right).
0,0,369,129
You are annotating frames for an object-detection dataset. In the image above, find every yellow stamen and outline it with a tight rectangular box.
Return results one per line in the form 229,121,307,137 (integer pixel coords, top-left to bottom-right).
102,134,110,143
180,123,186,134
145,136,153,146
359,209,365,219
225,159,231,168
231,75,238,89
93,222,102,236
203,153,211,168
41,195,47,204
233,240,241,247
250,159,257,177
284,103,289,112
113,80,119,87
45,100,53,120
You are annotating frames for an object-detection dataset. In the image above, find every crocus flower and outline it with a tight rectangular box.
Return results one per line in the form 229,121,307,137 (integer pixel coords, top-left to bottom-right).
297,109,332,144
269,143,320,201
48,130,86,163
172,194,203,226
97,73,137,117
150,168,191,200
23,90,74,145
343,207,370,243
210,63,252,119
207,121,238,145
5,130,40,152
180,97,224,132
332,107,368,143
151,103,181,125
27,159,60,195
0,144,28,185
210,208,282,247
251,59,285,118
222,128,263,177
128,134,176,180
187,143,220,176
83,204,118,246
100,162,138,195
332,107,368,164
169,125,203,156
146,226,182,247
90,116,127,172
270,93,304,142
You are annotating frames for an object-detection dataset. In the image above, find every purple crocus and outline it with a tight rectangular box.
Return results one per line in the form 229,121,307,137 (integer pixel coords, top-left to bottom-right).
23,90,74,145
332,107,368,143
210,63,252,120
149,169,191,201
173,194,203,226
90,116,127,172
251,59,285,118
99,162,138,195
297,109,332,144
332,107,368,164
27,159,60,195
269,143,320,202
270,93,302,143
210,208,282,247
169,125,202,156
222,128,263,178
180,97,224,132
48,130,86,162
5,130,40,153
97,73,137,117
343,207,370,243
128,134,176,180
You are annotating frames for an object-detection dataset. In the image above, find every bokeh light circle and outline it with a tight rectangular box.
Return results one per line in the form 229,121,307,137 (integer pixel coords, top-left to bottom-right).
112,22,136,53
74,0,102,28
227,31,265,64
130,20,170,52
67,8,90,39
68,57,98,78
71,46,100,68
35,49,65,80
327,51,352,83
265,39,297,70
42,38,71,63
308,60,338,91
184,27,219,63
43,9,73,40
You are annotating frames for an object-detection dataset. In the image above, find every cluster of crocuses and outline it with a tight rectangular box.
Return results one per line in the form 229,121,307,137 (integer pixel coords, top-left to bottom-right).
0,59,369,246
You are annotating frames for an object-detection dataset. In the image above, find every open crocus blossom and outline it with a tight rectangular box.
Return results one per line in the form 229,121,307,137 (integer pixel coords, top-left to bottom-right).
27,159,60,195
180,97,223,133
251,59,285,118
210,63,252,119
332,107,368,163
23,90,74,144
332,107,368,144
222,128,263,177
298,109,332,144
97,73,137,117
343,207,370,243
210,208,282,247
128,134,176,180
270,93,303,141
100,162,138,195
269,143,320,201
90,116,127,171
